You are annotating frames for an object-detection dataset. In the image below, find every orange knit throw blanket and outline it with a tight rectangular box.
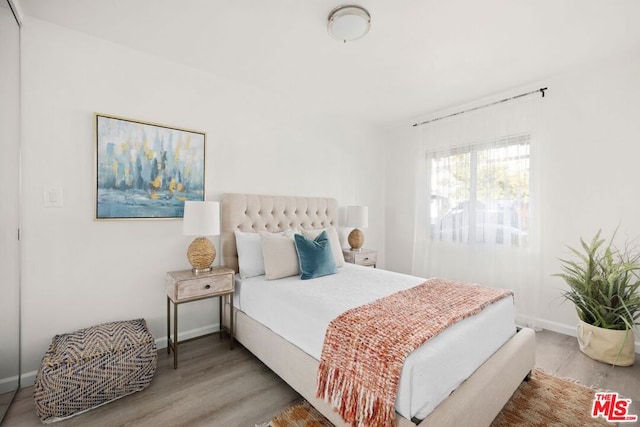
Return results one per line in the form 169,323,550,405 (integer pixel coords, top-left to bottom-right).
316,278,513,427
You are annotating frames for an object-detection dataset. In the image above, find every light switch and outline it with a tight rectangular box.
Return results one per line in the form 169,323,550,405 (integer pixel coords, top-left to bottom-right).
44,187,63,208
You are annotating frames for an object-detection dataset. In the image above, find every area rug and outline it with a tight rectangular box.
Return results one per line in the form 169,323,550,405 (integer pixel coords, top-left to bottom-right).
258,370,618,426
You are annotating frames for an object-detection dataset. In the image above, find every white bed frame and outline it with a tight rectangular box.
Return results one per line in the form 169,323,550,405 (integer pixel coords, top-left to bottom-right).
220,193,536,427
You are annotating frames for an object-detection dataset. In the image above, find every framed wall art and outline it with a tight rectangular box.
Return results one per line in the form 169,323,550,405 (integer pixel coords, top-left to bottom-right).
95,114,206,219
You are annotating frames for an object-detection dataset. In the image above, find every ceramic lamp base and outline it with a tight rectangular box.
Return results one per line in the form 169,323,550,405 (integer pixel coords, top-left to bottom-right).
348,228,364,251
187,237,216,273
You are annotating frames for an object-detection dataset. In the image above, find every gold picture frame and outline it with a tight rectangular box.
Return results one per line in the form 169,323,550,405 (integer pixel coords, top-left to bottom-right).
95,114,206,219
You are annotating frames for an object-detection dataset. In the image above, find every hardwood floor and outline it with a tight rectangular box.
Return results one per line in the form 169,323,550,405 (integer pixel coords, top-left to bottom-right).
3,330,639,426
3,337,300,427
0,391,17,425
534,329,640,426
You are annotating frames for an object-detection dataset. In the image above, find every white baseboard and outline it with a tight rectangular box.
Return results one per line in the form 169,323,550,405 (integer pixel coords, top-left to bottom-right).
517,314,640,354
154,323,220,349
18,323,220,389
20,370,37,388
0,375,19,394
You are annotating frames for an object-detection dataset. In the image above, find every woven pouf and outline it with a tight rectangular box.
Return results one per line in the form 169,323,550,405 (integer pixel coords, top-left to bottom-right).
33,318,157,424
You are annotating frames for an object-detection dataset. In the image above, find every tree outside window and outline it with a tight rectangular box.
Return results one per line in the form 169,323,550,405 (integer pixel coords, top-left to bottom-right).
427,135,530,247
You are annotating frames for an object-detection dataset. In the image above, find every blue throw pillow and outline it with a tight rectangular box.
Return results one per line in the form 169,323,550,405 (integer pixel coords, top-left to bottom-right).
294,230,337,280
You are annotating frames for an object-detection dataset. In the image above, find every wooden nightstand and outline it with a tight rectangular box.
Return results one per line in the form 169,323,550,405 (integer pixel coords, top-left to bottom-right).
166,266,235,369
342,248,377,267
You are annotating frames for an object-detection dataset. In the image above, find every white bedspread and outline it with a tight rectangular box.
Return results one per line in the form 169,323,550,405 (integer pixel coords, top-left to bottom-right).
233,264,516,420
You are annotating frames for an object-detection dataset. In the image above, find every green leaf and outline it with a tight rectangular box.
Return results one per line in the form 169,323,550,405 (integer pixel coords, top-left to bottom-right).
556,229,640,331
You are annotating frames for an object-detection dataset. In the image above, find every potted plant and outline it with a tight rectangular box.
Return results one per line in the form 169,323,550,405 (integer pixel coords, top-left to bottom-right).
556,230,640,366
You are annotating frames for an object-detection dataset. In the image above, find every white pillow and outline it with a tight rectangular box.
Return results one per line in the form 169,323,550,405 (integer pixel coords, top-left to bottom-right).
235,230,265,279
302,227,345,268
260,230,300,280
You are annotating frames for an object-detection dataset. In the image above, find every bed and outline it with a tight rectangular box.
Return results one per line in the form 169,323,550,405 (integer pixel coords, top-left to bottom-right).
220,193,535,427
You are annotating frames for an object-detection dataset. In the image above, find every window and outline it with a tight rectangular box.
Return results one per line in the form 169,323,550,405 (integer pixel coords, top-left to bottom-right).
427,135,530,247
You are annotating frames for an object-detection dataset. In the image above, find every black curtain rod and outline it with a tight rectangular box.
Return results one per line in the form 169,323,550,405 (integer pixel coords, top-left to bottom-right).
412,87,547,128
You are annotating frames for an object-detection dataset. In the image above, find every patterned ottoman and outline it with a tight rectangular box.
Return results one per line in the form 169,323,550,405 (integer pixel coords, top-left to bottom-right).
34,319,157,423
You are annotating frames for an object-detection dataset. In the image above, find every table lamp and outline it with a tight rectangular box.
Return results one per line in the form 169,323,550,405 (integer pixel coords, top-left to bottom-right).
182,201,220,274
346,205,368,251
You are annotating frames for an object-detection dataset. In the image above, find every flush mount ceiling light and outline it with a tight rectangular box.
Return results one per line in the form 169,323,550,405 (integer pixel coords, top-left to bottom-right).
327,5,371,43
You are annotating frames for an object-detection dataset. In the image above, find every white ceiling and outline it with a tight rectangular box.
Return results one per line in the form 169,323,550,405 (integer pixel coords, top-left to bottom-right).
18,0,640,125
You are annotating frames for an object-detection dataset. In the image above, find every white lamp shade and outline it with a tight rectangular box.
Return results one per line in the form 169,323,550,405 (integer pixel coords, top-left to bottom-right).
182,201,220,236
346,205,368,228
327,5,371,42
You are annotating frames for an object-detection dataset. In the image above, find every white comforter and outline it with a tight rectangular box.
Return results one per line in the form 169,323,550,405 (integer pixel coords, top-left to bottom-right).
233,264,516,420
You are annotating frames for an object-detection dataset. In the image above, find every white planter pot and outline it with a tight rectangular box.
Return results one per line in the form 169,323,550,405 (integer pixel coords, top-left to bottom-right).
577,319,635,366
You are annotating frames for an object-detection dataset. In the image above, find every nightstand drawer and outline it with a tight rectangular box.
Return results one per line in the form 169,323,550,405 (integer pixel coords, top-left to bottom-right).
343,249,377,267
353,252,377,266
166,269,234,302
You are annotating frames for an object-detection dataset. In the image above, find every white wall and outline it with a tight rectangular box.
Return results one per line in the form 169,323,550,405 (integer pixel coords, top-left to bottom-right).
385,52,640,350
19,18,386,381
20,9,639,387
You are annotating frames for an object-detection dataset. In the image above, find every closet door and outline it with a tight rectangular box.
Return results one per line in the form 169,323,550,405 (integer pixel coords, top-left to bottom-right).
0,0,21,420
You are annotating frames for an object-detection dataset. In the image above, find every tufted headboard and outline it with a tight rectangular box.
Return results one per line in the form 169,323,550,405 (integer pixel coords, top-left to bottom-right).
220,193,338,272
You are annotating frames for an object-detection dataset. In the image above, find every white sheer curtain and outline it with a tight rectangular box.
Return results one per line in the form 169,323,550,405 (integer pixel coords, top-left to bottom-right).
412,94,542,327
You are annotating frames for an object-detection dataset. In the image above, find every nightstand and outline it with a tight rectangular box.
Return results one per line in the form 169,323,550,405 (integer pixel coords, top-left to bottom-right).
342,248,377,267
166,266,235,369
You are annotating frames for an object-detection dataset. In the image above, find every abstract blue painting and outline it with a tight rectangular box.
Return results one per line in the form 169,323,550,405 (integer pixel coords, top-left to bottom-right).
95,114,205,219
